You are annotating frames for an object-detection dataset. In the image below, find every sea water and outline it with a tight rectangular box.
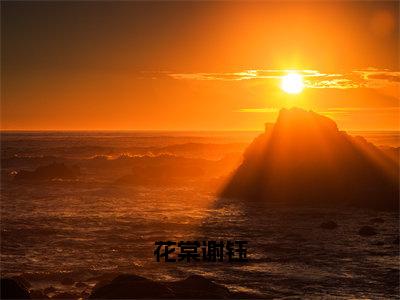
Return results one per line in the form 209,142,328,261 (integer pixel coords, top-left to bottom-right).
1,131,399,298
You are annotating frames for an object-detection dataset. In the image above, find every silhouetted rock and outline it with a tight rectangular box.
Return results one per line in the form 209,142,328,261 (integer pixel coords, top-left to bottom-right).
320,221,338,230
1,278,31,299
29,289,49,299
14,162,80,181
87,272,121,283
371,241,385,246
75,281,88,288
11,275,31,289
170,275,229,298
222,108,399,210
89,274,251,299
60,276,74,285
43,286,57,294
370,217,385,224
358,226,377,236
229,291,264,299
89,274,174,298
52,292,80,299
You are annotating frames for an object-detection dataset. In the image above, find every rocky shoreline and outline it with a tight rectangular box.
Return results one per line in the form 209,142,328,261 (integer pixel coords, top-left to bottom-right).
1,274,262,299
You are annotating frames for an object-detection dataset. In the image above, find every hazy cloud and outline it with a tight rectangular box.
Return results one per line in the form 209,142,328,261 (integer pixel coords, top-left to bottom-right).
353,69,400,88
161,68,400,90
236,107,399,115
169,69,331,81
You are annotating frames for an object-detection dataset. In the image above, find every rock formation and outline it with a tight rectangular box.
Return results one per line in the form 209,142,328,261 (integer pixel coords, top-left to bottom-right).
89,274,259,299
0,278,31,299
14,162,80,181
221,108,399,210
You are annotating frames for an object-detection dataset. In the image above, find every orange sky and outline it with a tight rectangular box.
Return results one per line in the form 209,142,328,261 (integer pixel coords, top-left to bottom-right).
1,1,399,131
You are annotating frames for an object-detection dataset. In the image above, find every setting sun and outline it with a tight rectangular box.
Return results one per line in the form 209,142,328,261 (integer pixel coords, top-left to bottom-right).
281,73,305,94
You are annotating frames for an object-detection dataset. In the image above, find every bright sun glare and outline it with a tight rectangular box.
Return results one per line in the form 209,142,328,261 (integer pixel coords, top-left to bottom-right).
280,73,304,94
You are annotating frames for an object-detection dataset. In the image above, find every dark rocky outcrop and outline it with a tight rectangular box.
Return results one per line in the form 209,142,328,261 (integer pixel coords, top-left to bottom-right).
320,221,338,230
221,108,399,210
371,241,385,246
74,281,88,288
51,292,80,299
370,217,385,224
11,276,31,289
43,286,57,294
1,278,31,299
170,275,230,298
60,276,74,285
89,274,259,299
89,274,175,299
29,289,49,299
358,226,378,236
14,162,80,181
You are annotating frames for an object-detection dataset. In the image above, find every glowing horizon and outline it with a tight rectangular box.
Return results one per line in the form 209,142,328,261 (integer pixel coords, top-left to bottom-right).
1,1,399,131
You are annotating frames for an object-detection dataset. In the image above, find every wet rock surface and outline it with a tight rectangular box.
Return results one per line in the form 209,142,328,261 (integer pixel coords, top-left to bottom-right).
43,286,56,294
320,221,338,230
74,281,88,288
14,162,80,181
1,278,31,299
60,276,75,285
89,274,259,299
370,217,385,224
52,291,80,299
29,289,49,299
358,226,378,237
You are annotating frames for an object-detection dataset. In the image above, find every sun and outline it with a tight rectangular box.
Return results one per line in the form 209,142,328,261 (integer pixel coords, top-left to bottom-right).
280,73,304,94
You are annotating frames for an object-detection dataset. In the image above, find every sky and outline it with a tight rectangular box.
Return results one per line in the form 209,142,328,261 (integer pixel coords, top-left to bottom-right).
1,1,399,131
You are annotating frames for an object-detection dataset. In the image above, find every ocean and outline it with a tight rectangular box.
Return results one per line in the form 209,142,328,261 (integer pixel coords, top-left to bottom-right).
1,131,399,298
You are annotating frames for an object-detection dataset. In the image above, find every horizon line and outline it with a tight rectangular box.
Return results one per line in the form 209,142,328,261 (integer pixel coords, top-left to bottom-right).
1,128,399,133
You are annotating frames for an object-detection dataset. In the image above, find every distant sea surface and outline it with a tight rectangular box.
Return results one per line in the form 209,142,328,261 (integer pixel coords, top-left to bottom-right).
1,131,399,298
2,129,399,147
